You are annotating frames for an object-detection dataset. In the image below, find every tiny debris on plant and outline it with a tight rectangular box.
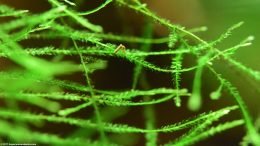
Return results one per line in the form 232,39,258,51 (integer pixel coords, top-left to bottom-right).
114,44,126,53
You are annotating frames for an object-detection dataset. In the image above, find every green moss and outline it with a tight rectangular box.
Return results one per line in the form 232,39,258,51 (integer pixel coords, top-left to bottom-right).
0,0,259,145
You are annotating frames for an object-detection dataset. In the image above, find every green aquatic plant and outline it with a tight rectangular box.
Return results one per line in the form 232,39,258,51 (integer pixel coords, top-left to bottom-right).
0,0,259,145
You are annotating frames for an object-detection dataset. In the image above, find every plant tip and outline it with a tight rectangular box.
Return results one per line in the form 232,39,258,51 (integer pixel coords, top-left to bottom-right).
223,109,230,114
180,88,188,93
63,0,76,6
210,91,221,100
188,93,201,111
247,36,255,41
58,110,67,116
200,26,208,31
207,61,213,66
57,5,67,11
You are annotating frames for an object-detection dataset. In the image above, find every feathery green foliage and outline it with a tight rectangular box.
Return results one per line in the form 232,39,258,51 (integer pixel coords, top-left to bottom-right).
0,0,259,146
171,53,183,107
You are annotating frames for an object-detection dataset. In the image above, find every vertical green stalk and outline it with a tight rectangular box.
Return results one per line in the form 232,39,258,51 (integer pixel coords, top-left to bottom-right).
140,72,158,146
143,100,157,146
188,50,213,111
72,40,107,144
132,18,157,145
188,65,203,111
171,53,183,107
132,20,153,89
